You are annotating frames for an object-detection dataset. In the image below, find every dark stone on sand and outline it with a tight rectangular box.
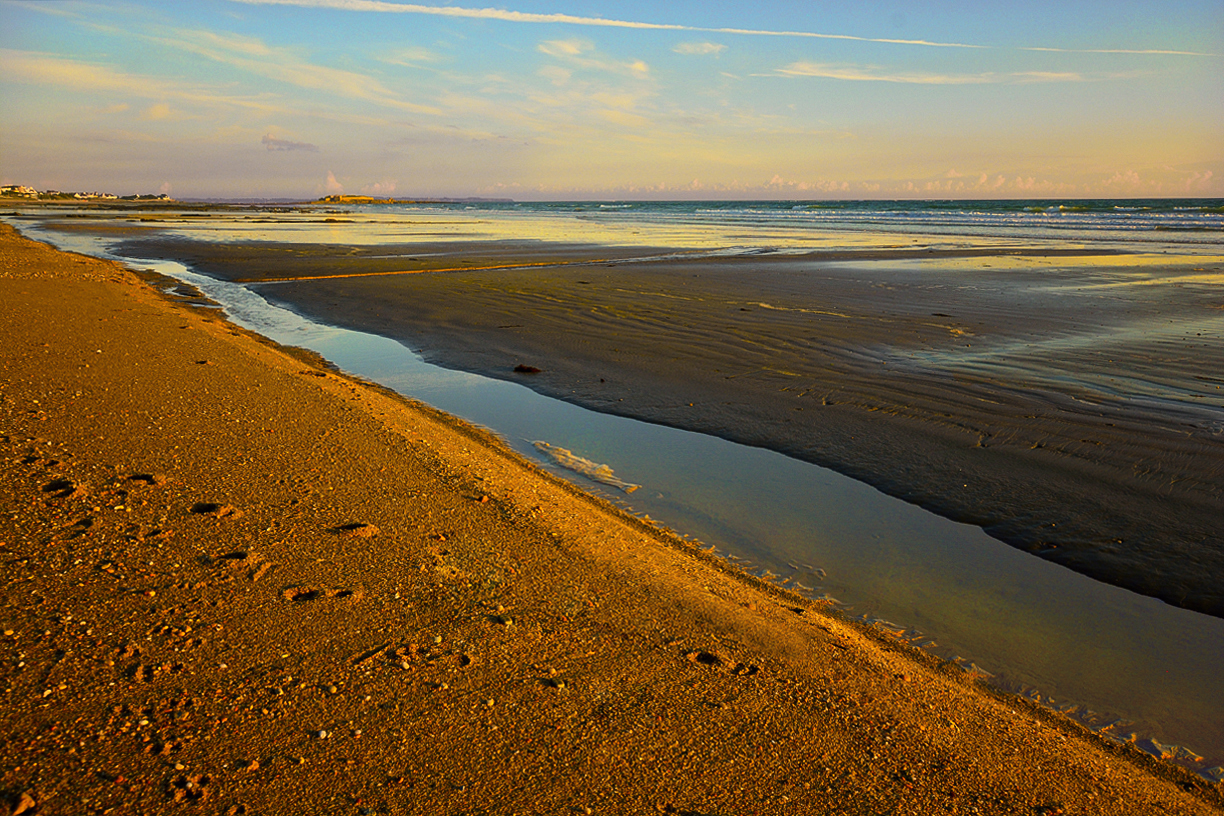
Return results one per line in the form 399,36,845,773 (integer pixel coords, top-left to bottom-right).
513,364,542,374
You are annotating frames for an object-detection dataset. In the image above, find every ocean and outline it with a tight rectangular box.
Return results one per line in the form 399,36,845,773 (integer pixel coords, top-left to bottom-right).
368,197,1224,244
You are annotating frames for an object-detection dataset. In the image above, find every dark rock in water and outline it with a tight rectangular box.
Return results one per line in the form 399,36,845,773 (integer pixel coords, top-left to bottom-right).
514,364,541,374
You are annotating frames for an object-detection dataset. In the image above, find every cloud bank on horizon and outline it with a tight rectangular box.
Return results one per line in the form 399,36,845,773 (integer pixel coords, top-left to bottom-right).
0,0,1220,199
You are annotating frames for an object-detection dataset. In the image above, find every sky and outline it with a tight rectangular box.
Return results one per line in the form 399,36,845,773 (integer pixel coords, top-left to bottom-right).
1,0,1221,200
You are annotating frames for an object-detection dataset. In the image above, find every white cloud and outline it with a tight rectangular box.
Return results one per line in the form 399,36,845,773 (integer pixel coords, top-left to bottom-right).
773,62,996,84
1183,170,1215,191
263,133,319,151
381,47,442,66
674,42,725,56
159,29,443,115
361,180,397,194
537,39,650,79
143,103,173,120
227,0,980,49
324,170,344,194
538,39,588,58
1103,169,1142,188
0,48,284,112
772,62,1143,85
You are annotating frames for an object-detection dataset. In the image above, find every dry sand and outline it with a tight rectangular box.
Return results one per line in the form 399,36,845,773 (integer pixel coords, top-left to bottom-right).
2,222,1221,814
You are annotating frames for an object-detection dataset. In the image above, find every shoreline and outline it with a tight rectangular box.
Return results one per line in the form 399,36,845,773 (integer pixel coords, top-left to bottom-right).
2,228,1221,812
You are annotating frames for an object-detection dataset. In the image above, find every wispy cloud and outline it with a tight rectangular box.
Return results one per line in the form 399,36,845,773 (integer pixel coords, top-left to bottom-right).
143,103,175,120
1020,46,1218,57
224,0,985,49
538,39,650,78
224,0,1220,56
674,42,725,56
263,133,319,151
380,46,443,67
773,61,1105,85
157,29,442,115
0,47,284,111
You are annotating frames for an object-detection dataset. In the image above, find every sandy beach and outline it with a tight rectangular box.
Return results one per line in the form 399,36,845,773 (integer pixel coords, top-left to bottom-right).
109,230,1224,617
2,227,1221,814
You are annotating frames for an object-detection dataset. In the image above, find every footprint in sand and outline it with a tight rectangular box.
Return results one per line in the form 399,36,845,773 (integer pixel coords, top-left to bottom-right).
331,522,380,537
190,502,242,518
128,472,169,487
686,650,759,677
203,550,275,582
41,478,88,500
281,585,360,603
168,773,212,803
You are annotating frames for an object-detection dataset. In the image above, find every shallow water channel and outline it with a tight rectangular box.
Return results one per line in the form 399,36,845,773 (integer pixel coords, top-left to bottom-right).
14,216,1224,777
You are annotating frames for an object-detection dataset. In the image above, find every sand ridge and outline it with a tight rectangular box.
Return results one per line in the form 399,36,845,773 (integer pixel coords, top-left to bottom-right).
1,223,1220,813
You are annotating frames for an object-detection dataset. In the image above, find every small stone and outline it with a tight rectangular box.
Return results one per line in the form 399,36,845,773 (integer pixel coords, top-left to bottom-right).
12,792,36,815
326,684,338,694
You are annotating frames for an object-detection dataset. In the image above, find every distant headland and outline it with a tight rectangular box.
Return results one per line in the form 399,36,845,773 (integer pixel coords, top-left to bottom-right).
1,185,173,202
1,186,517,205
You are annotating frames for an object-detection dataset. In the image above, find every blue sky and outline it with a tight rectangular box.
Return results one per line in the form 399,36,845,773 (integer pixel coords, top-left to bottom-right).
1,0,1220,199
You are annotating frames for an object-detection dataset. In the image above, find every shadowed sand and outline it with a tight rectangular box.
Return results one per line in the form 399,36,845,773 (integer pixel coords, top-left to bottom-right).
113,233,1224,617
3,225,1221,813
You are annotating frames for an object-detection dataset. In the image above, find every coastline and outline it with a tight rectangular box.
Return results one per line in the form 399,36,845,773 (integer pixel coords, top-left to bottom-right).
2,226,1221,812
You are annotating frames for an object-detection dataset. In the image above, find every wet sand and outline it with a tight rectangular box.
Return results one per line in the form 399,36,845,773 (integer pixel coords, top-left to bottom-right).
113,233,1224,618
3,226,1222,813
